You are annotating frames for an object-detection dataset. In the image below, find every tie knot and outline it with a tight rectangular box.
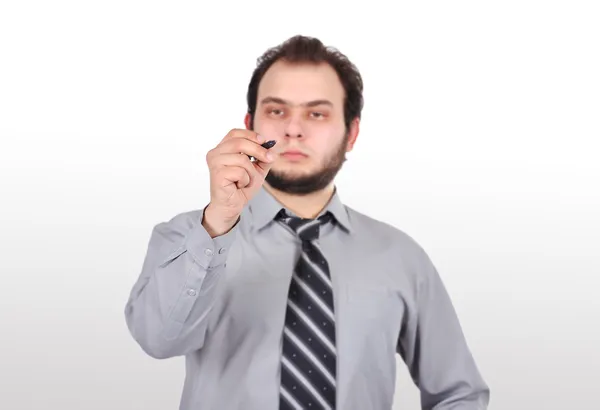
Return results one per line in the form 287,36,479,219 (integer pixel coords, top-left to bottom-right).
276,210,333,241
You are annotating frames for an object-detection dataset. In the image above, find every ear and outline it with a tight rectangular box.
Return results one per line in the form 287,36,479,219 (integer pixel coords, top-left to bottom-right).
244,113,252,130
345,117,360,152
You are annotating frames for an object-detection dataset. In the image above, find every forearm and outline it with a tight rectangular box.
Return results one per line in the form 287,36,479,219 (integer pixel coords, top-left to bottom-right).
418,320,489,410
124,210,238,359
430,395,489,410
426,378,489,410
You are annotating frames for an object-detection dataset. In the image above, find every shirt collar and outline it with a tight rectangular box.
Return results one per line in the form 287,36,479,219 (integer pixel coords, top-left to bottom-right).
247,185,353,234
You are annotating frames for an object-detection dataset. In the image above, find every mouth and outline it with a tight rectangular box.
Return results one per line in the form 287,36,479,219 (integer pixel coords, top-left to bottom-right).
281,150,308,161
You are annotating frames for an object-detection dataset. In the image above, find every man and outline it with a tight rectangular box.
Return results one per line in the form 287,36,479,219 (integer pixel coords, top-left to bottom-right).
124,35,490,410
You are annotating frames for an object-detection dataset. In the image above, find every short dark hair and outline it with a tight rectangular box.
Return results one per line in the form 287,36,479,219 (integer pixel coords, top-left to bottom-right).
246,35,364,131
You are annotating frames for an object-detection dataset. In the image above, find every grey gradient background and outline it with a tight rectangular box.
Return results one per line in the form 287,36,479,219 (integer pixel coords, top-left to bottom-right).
1,1,599,409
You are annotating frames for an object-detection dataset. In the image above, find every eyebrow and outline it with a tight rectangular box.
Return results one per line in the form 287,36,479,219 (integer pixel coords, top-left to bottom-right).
260,96,333,108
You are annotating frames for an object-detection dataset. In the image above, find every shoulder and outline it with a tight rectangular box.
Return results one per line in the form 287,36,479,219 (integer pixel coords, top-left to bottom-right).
344,205,437,280
345,205,425,253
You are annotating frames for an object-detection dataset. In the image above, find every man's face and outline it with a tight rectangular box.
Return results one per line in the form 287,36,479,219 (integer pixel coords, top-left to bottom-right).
247,60,358,195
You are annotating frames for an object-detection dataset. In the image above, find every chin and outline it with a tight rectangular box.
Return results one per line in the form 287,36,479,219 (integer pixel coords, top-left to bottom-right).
271,171,313,182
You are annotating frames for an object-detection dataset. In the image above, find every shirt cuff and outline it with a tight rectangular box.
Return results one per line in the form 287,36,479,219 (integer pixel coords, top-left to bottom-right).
185,210,239,269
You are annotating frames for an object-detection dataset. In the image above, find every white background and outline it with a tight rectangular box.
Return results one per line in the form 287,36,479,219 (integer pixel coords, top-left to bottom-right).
1,1,599,409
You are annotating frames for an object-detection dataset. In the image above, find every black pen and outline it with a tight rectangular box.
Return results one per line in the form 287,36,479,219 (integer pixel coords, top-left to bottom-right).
248,140,277,162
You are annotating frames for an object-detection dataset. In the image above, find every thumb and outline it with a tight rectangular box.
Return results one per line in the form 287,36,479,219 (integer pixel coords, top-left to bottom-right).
254,138,282,176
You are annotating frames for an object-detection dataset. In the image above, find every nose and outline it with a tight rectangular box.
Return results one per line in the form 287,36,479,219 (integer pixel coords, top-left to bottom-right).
283,115,303,139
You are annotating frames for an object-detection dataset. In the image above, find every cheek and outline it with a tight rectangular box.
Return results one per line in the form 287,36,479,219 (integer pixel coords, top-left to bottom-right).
309,132,346,161
251,116,280,136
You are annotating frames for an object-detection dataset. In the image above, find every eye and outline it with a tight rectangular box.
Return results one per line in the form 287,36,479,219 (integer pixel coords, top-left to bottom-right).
269,108,284,116
310,112,325,119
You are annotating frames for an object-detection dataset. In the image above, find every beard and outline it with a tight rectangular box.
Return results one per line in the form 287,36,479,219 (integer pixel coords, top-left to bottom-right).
265,132,349,195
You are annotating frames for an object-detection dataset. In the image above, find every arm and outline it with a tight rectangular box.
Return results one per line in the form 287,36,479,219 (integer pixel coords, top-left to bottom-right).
124,206,238,359
397,247,490,409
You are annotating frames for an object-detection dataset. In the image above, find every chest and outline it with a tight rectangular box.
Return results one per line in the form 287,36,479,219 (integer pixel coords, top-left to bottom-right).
206,230,409,347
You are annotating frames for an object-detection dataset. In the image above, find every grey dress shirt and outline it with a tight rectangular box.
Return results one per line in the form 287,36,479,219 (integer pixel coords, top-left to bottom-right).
124,186,490,409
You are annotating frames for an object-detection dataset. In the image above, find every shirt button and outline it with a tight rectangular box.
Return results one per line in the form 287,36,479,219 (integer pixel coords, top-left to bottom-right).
218,247,226,254
187,289,197,297
204,248,213,256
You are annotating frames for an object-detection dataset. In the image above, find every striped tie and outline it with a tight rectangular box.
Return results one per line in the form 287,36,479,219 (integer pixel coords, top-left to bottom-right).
277,210,337,410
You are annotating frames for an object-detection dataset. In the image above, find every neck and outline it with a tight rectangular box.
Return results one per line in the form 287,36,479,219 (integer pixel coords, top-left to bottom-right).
264,182,335,219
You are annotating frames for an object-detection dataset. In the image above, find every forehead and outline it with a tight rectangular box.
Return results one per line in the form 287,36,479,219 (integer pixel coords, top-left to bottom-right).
257,60,345,106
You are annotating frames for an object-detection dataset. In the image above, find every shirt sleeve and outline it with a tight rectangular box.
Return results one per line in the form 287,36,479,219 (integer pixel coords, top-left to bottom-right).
124,206,239,359
397,246,491,409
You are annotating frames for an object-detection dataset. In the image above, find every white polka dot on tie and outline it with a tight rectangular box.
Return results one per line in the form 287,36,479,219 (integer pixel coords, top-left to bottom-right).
293,386,297,390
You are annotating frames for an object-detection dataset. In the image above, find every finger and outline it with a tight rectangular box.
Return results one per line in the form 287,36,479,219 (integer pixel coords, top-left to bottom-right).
253,141,284,175
219,138,276,164
221,128,265,145
217,166,251,189
212,153,258,185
